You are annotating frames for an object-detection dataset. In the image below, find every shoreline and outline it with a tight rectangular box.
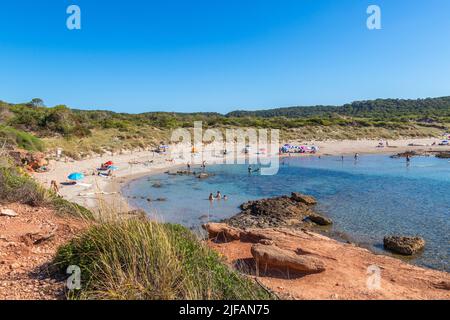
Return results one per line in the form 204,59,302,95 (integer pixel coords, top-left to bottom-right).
34,137,450,212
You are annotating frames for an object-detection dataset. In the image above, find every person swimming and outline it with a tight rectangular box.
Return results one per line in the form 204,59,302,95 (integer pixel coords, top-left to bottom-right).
223,195,228,200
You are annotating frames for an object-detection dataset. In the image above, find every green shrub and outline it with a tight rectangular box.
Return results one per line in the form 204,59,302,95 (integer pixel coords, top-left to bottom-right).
0,166,46,206
0,126,45,151
54,220,274,300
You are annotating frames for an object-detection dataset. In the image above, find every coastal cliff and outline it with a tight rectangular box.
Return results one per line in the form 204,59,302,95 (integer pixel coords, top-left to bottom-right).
204,223,450,300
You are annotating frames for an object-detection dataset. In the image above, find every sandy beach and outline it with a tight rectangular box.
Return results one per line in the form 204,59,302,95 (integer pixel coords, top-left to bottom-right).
33,137,450,212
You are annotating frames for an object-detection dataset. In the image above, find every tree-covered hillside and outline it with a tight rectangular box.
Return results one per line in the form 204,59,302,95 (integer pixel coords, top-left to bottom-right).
1,96,449,155
227,97,450,120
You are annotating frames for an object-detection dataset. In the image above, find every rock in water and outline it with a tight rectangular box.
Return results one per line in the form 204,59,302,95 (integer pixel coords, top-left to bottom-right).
306,214,332,226
225,193,329,229
383,236,425,255
435,152,450,159
291,193,317,205
251,244,326,274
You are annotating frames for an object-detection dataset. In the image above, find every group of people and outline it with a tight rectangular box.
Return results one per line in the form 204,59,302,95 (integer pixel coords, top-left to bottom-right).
209,191,228,201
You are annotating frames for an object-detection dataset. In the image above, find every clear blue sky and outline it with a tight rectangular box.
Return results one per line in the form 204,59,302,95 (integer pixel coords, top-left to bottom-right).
1,0,449,113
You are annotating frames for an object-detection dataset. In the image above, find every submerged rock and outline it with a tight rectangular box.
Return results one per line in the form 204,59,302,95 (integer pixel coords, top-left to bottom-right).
435,152,450,159
390,151,422,158
383,236,425,255
197,172,214,179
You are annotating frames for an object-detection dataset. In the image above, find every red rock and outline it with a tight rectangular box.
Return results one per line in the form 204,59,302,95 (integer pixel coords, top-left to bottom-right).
251,244,326,274
202,223,241,242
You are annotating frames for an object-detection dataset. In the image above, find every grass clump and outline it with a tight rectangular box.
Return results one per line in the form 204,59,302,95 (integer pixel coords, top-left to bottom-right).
54,219,274,300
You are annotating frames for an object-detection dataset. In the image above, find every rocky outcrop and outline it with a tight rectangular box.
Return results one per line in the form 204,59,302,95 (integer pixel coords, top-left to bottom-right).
251,244,326,274
224,193,331,229
383,236,425,255
206,225,450,300
291,192,317,205
306,214,332,226
203,222,274,243
390,151,422,158
202,223,241,242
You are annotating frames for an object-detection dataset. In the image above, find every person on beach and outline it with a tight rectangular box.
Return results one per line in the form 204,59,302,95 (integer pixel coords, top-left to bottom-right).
216,191,222,200
187,162,191,171
50,180,60,196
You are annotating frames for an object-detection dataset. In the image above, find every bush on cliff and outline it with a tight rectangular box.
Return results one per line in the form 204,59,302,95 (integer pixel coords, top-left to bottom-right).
54,219,273,300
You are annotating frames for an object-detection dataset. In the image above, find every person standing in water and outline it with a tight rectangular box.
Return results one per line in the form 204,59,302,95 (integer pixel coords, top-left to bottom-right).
209,193,214,201
216,191,222,200
248,165,252,174
354,153,359,160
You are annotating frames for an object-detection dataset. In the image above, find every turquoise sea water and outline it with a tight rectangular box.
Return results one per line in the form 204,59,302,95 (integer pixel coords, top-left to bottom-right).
123,155,449,272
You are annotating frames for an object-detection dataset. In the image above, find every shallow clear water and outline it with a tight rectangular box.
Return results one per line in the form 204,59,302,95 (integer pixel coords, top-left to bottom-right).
123,155,450,271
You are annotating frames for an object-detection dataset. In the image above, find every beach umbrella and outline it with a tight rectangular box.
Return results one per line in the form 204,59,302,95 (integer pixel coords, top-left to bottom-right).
68,172,84,181
104,161,113,166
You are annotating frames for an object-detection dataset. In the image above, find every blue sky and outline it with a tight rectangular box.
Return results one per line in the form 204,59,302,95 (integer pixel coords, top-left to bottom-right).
0,0,449,113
